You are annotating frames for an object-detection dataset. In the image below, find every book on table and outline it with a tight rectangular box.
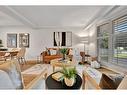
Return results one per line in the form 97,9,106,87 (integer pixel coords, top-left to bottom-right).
52,72,64,81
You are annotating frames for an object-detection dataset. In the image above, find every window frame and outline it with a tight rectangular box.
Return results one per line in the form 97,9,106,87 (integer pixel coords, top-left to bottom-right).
97,23,110,63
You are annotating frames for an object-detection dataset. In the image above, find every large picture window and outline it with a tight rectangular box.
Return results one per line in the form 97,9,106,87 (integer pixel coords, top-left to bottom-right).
97,15,127,67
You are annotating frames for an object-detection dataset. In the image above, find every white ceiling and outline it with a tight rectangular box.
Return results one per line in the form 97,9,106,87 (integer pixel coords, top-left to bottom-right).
0,6,125,29
0,10,23,26
9,6,105,27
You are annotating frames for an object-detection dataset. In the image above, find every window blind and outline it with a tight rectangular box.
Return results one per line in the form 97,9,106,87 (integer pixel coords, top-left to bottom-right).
113,15,127,33
112,15,127,65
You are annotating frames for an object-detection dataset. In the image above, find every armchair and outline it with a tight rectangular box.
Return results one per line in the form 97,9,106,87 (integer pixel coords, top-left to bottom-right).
0,60,47,89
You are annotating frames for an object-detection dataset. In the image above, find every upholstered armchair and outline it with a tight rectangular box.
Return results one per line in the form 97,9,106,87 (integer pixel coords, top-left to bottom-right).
0,60,47,89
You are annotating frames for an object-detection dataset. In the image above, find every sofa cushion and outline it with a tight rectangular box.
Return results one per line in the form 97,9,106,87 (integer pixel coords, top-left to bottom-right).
0,60,23,89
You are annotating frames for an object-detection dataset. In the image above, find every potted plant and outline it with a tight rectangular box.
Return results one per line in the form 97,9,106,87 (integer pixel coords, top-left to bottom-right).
61,67,77,87
60,48,67,60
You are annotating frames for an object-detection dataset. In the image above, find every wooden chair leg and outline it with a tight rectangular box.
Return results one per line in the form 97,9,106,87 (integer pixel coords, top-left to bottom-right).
18,58,21,64
23,57,27,64
82,72,85,89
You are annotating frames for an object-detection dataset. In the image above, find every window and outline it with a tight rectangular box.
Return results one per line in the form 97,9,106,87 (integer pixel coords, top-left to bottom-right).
97,23,109,63
97,15,127,67
112,15,127,65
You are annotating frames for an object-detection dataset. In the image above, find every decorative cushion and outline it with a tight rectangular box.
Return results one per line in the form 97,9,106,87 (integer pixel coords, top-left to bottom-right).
56,48,60,55
0,60,23,89
68,49,72,55
45,47,50,55
66,49,70,55
50,49,57,55
91,61,100,68
0,70,15,89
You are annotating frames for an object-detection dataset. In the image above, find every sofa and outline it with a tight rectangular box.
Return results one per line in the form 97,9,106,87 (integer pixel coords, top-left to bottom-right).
41,48,72,64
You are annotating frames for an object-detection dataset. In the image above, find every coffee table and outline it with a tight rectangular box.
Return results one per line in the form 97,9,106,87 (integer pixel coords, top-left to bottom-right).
46,72,82,89
50,58,76,72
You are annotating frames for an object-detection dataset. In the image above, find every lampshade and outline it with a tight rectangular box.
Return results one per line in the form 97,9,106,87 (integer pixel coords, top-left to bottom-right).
80,37,88,44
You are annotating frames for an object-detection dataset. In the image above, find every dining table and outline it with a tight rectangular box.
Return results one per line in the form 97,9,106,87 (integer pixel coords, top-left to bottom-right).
0,50,19,59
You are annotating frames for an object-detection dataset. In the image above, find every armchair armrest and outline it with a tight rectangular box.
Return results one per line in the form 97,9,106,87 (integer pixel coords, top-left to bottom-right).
41,51,47,56
23,68,47,89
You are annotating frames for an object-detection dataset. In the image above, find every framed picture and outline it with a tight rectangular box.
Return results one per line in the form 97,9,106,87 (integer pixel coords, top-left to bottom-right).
7,34,17,48
54,32,72,47
19,33,29,48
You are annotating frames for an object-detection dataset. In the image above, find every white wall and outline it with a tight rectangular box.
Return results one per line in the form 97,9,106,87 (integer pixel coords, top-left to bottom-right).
0,27,88,60
88,26,97,57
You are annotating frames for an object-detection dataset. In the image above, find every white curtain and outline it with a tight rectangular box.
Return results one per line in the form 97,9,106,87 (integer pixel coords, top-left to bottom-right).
55,32,59,46
59,32,62,46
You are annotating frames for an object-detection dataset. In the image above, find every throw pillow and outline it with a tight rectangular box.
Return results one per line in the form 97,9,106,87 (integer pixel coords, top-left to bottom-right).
66,49,70,55
50,49,57,55
68,49,73,55
99,73,116,89
45,47,50,55
56,48,60,55
91,61,100,68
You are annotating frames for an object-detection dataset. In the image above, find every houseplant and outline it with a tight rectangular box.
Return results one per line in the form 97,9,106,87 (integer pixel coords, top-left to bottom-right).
60,48,67,60
61,67,77,87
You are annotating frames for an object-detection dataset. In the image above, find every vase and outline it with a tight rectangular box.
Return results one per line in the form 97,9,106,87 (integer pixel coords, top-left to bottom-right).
62,54,66,60
64,77,75,87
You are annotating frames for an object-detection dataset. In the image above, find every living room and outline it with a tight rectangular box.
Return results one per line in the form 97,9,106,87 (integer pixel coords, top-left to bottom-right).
0,5,127,90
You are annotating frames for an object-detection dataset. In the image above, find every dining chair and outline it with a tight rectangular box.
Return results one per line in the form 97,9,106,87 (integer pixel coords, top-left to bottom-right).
16,48,26,64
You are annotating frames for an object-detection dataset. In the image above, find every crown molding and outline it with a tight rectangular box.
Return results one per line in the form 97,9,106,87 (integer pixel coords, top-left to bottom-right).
0,6,36,28
82,6,120,30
